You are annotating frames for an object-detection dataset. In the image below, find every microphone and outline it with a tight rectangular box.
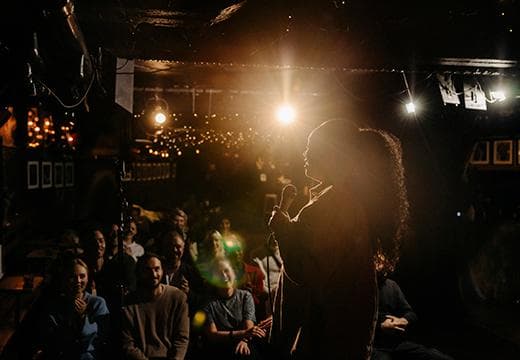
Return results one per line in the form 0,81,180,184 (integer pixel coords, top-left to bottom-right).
32,32,41,60
26,63,37,97
279,184,297,213
62,1,91,69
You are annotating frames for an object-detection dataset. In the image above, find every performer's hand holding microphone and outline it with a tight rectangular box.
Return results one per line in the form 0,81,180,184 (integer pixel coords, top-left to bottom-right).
268,184,297,234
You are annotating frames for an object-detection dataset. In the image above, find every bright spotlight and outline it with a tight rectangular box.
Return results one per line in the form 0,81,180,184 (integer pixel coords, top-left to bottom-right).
490,90,506,102
276,104,296,124
405,102,416,114
154,110,167,125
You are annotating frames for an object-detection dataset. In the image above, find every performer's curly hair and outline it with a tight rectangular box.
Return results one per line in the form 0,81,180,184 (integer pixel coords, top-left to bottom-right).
308,120,410,273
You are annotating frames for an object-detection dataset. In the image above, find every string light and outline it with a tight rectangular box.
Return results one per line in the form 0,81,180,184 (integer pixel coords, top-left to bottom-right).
27,108,77,150
141,112,285,159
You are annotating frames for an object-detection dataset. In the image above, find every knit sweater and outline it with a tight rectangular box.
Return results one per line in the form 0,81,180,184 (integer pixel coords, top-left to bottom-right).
122,285,189,360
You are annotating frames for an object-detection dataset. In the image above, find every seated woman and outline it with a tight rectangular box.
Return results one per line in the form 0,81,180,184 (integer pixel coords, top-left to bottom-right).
226,238,268,319
196,229,225,279
35,257,110,360
203,257,270,359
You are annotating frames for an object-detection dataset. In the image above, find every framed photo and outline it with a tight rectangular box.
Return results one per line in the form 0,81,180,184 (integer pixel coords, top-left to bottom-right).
41,161,53,188
65,162,74,187
54,162,64,188
27,161,39,190
470,141,490,165
493,140,513,165
517,140,520,165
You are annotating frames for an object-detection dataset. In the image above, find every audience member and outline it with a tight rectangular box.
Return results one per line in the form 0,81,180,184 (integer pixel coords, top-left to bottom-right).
130,205,152,242
251,237,283,316
170,207,198,262
226,238,268,319
122,220,145,262
0,105,16,148
373,257,453,360
35,257,110,360
59,229,84,256
122,253,189,360
197,230,225,279
219,216,239,243
203,257,271,359
82,228,109,297
158,229,205,312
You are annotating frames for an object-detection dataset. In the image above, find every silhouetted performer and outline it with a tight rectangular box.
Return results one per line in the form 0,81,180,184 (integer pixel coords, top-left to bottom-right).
269,119,409,359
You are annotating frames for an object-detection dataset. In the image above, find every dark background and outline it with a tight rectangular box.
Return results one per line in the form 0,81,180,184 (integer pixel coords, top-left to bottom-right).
1,0,519,357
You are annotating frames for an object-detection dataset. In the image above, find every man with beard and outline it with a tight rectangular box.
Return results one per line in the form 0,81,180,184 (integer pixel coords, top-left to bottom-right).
122,254,189,360
159,230,204,314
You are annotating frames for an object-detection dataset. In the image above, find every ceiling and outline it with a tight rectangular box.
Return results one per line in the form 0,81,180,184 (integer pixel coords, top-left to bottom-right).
0,0,518,107
75,0,518,68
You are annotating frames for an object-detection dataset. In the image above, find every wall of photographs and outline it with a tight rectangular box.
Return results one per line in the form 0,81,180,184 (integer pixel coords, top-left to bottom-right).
27,160,75,190
470,139,520,168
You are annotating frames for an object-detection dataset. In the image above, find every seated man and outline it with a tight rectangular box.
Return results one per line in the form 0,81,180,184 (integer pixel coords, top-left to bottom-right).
373,259,453,360
158,229,204,314
122,253,189,360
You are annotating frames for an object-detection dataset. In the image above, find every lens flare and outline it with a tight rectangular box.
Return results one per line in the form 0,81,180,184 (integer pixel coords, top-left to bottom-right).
192,311,206,329
276,104,296,124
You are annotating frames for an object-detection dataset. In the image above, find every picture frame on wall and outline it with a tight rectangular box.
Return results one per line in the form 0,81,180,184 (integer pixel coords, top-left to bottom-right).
517,140,520,165
65,162,74,187
41,161,53,188
493,140,513,165
470,141,490,165
27,161,39,190
54,162,64,188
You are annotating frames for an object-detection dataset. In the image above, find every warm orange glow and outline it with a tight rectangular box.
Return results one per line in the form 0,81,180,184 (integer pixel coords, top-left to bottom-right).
276,104,296,124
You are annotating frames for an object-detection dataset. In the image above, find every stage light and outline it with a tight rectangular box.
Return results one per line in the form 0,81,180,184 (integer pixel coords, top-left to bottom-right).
405,102,416,114
490,90,506,102
145,95,170,127
154,109,167,125
276,104,296,124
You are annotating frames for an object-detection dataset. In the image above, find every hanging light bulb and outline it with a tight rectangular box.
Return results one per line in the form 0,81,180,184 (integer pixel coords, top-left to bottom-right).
405,102,416,114
490,90,507,102
154,107,167,125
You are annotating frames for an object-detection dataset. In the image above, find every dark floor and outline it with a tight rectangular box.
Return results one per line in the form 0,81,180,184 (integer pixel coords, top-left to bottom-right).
418,319,520,359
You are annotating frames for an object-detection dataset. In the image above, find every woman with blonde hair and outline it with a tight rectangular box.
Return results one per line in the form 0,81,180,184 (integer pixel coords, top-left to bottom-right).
35,257,110,359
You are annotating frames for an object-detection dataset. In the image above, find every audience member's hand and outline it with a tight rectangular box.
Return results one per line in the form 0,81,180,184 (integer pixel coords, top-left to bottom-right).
245,325,266,339
381,315,408,332
268,206,291,234
73,296,87,318
235,340,250,356
124,244,133,257
180,278,190,294
257,316,273,331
